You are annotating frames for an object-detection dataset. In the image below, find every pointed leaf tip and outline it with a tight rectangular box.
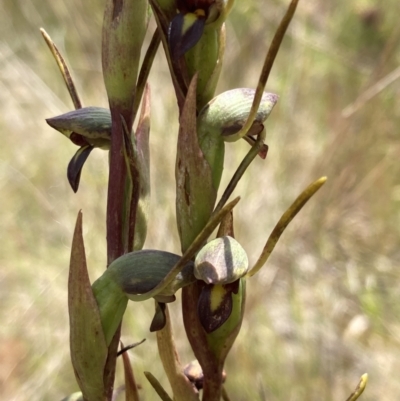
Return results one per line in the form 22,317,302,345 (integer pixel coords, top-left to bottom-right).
345,374,368,401
248,176,327,277
68,211,108,399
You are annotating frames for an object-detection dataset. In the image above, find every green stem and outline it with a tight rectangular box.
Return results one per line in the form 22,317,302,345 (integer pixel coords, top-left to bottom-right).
132,28,161,123
181,283,223,401
213,129,266,215
144,371,174,401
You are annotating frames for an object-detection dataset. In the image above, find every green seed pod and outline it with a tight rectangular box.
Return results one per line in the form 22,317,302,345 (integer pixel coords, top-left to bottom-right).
92,250,196,344
46,107,111,149
194,236,248,284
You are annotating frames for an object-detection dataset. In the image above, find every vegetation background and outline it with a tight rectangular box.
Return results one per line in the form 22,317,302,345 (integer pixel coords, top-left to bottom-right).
1,0,399,400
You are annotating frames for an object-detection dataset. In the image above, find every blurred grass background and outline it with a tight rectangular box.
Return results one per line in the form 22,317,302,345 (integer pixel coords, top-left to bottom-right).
1,0,400,400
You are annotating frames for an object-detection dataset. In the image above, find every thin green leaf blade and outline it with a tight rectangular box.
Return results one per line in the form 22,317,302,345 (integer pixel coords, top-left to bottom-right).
345,374,368,401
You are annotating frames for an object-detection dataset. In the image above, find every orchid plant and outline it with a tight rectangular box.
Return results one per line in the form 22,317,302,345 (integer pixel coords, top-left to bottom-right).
42,0,368,400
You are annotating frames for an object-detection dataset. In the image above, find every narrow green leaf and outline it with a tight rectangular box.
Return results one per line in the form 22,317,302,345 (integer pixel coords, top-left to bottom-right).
132,29,160,124
345,374,368,401
40,28,82,110
68,211,108,400
227,0,300,142
248,177,327,277
144,371,174,401
117,339,146,357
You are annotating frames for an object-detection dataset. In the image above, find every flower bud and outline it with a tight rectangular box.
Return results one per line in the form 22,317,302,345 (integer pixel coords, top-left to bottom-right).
46,106,111,149
92,249,196,344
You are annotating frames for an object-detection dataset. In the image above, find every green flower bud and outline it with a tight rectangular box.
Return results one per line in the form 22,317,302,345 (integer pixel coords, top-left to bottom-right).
197,88,278,191
107,250,196,302
46,107,111,149
46,106,112,192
